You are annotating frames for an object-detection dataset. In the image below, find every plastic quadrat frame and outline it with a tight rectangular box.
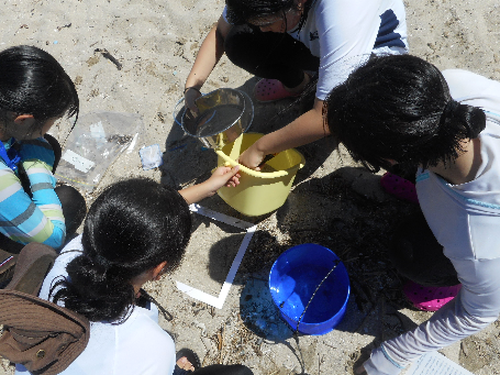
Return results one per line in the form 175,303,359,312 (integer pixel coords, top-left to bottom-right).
176,204,256,309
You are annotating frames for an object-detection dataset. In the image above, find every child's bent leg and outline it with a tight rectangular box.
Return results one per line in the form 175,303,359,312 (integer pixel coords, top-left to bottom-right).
224,24,318,89
389,212,459,287
44,134,86,239
55,185,86,238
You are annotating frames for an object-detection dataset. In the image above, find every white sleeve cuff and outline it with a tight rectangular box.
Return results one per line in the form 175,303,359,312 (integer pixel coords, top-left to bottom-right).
363,346,405,375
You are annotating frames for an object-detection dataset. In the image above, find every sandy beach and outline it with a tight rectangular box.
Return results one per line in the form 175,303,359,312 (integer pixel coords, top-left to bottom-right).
1,0,500,374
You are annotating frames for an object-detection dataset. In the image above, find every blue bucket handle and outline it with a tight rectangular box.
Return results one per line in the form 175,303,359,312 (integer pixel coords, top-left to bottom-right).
173,97,186,128
293,259,341,334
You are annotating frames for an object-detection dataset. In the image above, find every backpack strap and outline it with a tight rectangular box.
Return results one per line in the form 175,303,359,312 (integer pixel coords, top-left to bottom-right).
5,242,57,295
0,243,90,375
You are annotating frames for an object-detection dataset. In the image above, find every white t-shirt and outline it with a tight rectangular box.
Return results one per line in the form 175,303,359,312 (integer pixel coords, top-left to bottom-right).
365,70,500,375
15,235,176,375
223,0,408,100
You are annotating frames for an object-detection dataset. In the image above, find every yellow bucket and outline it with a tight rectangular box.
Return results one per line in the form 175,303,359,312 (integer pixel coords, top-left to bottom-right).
216,133,305,216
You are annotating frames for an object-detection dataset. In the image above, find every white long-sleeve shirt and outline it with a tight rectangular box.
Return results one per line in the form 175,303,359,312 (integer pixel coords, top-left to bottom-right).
15,235,176,375
223,0,408,100
365,69,500,374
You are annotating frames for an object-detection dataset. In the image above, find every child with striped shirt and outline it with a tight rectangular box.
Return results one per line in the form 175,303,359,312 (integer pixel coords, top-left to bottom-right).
0,45,86,257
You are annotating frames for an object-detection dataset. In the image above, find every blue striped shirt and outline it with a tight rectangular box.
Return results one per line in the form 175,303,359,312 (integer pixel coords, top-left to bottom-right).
0,137,65,249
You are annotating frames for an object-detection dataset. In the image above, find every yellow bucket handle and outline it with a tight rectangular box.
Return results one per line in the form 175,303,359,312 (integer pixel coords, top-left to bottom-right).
215,149,289,178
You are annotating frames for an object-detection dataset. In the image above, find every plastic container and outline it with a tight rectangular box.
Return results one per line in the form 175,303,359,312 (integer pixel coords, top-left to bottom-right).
174,88,254,149
269,243,350,335
216,133,305,216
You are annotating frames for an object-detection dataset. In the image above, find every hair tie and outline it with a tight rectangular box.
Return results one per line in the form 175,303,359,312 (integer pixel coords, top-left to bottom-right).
91,252,112,269
439,99,460,127
443,100,460,118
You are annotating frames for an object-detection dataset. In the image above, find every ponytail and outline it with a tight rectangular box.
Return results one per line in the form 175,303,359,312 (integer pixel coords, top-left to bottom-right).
52,254,136,322
439,100,485,140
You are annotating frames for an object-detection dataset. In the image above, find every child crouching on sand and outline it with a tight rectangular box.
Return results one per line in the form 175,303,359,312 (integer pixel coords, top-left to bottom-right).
325,54,500,375
15,166,253,375
0,45,86,288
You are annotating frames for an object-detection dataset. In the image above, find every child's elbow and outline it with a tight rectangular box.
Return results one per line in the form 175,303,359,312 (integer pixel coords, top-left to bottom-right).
42,223,66,250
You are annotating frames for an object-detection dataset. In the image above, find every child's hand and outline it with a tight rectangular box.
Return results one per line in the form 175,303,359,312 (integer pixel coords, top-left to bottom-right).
178,165,240,204
237,145,266,170
208,165,241,192
184,87,201,115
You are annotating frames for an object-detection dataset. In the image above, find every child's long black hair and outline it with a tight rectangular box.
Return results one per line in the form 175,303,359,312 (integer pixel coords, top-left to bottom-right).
0,45,79,126
52,179,192,322
325,54,486,172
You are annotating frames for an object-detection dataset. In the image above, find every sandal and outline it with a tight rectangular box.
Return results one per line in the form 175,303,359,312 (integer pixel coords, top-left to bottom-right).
403,281,461,312
254,78,301,102
173,348,201,375
380,172,418,204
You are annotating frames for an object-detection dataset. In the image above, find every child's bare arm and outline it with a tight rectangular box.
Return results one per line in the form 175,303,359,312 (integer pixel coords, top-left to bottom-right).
184,15,232,113
178,165,240,204
238,99,329,168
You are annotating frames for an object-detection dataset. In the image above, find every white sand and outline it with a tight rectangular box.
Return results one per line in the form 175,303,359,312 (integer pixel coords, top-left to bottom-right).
1,1,500,374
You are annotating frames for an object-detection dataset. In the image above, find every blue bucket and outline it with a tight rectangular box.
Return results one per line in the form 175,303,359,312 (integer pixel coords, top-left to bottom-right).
269,244,350,335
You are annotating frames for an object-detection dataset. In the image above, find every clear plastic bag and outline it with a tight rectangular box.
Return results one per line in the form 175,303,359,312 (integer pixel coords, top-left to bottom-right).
139,144,163,170
54,111,142,191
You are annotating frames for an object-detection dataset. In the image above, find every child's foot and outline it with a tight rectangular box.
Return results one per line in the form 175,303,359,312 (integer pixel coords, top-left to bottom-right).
173,348,200,375
380,172,418,204
254,73,310,102
403,281,461,311
176,357,195,372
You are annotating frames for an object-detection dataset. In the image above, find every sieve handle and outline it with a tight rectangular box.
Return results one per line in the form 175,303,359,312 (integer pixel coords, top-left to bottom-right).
215,149,288,178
